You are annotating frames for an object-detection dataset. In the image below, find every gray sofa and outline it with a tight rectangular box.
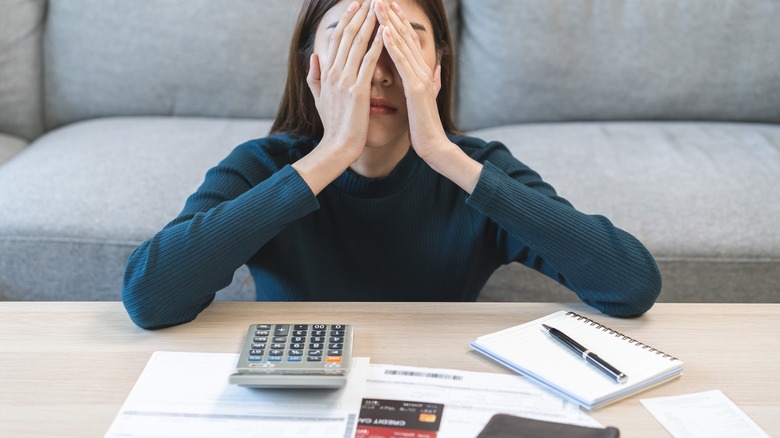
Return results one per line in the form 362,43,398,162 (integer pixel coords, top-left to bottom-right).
1,0,778,303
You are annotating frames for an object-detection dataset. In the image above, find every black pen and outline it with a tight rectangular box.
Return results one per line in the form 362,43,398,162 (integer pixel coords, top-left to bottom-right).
541,324,628,384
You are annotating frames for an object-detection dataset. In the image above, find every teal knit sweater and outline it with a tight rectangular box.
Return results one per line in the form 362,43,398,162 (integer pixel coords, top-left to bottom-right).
122,133,661,329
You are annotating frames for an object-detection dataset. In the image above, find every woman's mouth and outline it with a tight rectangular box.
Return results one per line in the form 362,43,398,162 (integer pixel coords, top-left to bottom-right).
370,98,398,116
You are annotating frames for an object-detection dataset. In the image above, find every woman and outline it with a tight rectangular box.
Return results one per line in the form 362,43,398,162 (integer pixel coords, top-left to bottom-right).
122,0,661,329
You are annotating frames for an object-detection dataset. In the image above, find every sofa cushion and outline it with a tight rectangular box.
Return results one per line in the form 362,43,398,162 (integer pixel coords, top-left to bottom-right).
0,117,270,301
0,0,45,140
457,0,780,131
0,132,27,166
471,122,780,303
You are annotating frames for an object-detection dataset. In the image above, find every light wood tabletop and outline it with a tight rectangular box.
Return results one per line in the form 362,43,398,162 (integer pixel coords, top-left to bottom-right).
1,301,778,437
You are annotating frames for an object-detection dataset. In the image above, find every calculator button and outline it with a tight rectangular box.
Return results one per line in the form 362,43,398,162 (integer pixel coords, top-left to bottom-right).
328,350,343,356
249,349,264,356
251,343,267,349
307,356,322,362
248,356,264,361
294,324,308,330
329,336,343,343
271,343,285,349
330,330,345,336
329,343,343,349
307,350,323,357
288,350,303,356
326,356,343,363
312,330,327,336
313,324,327,330
311,336,325,343
290,343,305,349
269,349,284,356
287,356,302,362
255,330,270,336
330,325,345,330
309,343,323,350
253,337,268,343
274,325,290,336
291,336,305,343
256,324,272,329
267,356,282,362
292,330,307,336
272,336,288,343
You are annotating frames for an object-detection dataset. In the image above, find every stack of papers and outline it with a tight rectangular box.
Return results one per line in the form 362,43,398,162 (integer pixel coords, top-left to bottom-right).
106,351,602,437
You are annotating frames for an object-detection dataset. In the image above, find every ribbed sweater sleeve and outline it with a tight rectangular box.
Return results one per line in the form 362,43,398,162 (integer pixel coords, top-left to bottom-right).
122,164,319,329
466,160,662,317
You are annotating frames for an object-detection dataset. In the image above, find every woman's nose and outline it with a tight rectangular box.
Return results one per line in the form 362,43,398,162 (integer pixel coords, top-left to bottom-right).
366,23,393,87
371,49,394,87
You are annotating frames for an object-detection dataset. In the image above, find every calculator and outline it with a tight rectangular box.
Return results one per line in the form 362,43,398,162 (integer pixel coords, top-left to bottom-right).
229,324,354,388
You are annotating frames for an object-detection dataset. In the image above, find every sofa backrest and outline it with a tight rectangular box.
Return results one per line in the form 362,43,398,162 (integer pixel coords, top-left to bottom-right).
25,1,778,135
0,0,45,141
43,0,460,132
44,0,303,131
457,0,780,131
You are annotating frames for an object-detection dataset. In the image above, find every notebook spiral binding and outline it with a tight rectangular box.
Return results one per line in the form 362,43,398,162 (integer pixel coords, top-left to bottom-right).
565,311,679,361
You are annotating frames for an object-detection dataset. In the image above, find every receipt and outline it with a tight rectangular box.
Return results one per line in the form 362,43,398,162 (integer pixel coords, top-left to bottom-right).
640,390,769,438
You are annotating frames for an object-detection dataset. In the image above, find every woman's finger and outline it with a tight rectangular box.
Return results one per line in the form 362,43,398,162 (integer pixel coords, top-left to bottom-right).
433,63,442,96
356,24,386,86
322,1,360,74
381,25,419,84
344,1,379,77
307,53,322,101
376,0,427,80
387,1,427,70
329,0,372,75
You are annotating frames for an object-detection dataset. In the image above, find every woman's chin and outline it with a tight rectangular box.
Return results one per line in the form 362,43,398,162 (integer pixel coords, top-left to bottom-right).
364,137,390,149
365,128,409,150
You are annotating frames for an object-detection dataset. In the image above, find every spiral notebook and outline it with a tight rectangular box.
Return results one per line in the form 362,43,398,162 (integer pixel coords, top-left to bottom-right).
470,310,684,410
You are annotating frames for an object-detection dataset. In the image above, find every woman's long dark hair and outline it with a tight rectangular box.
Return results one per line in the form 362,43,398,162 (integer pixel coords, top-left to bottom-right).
271,0,458,138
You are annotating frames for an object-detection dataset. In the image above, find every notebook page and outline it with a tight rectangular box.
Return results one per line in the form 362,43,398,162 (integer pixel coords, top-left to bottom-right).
473,311,683,406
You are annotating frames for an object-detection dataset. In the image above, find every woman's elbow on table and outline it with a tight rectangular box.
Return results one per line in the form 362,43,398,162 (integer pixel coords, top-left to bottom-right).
583,263,663,318
121,251,211,330
121,281,209,330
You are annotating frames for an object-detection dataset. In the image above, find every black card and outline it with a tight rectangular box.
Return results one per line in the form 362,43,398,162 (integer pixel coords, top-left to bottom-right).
477,414,620,438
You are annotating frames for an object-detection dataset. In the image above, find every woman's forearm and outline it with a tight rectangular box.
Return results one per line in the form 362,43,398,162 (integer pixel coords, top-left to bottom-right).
122,166,318,329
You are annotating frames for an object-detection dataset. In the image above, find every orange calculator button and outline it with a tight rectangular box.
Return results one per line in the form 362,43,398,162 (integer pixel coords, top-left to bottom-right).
326,356,342,363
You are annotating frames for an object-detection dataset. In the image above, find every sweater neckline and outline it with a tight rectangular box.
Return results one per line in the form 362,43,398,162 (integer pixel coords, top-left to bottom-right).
331,146,421,198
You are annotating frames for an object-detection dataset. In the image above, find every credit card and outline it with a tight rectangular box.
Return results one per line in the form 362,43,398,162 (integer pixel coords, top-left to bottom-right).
355,398,444,438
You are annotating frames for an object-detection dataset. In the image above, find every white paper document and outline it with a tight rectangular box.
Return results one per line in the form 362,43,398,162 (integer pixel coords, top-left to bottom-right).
105,351,369,438
107,352,601,438
361,363,601,437
641,390,769,438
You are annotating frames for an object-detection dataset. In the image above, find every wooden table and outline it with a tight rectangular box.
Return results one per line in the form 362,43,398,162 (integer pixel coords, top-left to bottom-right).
1,302,778,437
